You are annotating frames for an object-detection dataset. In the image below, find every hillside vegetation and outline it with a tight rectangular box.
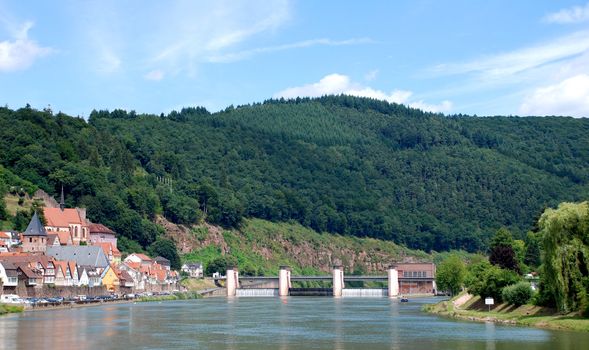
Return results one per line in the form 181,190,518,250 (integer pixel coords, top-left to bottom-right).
173,218,430,275
1,96,588,255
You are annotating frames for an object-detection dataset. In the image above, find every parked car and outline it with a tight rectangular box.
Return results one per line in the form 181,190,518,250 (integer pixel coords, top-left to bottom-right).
1,294,22,304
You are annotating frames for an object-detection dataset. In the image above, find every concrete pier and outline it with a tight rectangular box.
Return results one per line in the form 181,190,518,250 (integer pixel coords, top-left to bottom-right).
332,265,344,297
387,266,399,297
226,266,239,297
279,266,291,297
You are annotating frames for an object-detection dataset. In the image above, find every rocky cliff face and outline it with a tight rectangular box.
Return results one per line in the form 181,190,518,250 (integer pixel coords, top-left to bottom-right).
158,216,430,273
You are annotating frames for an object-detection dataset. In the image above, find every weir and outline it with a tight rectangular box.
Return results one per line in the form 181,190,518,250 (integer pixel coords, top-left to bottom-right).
236,288,279,297
342,288,387,297
222,264,430,298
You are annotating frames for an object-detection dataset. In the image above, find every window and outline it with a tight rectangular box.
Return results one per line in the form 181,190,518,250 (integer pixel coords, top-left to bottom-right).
8,277,17,284
28,278,37,285
29,237,32,243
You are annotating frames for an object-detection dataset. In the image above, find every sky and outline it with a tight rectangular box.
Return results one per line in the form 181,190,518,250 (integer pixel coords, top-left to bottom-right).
1,0,589,118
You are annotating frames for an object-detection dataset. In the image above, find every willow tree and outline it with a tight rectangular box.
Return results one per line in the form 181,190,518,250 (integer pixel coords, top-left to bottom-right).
539,202,589,313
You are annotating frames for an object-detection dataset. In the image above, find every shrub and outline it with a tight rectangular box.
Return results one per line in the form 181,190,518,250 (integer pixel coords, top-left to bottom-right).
502,282,533,306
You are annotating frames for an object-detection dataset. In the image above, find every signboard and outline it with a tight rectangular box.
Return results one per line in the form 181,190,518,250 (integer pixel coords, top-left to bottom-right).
485,297,494,311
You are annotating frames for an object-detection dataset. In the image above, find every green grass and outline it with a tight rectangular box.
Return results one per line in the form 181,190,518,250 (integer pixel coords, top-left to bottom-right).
424,294,589,332
0,303,24,315
181,218,430,276
137,291,202,302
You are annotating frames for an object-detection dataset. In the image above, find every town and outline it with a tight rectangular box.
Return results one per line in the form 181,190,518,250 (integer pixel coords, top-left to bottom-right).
0,189,196,305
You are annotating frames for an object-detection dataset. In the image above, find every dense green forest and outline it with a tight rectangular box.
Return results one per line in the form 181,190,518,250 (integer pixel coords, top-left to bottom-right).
1,96,588,253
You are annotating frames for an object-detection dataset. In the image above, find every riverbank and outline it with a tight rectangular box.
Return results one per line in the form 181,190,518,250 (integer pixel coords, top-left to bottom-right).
423,293,589,332
137,291,203,302
0,303,24,315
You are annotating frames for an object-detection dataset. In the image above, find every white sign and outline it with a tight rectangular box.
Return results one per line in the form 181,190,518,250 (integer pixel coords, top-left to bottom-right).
485,297,494,305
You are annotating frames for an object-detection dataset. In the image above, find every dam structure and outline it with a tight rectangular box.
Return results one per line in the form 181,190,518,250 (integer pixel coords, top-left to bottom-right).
221,265,435,298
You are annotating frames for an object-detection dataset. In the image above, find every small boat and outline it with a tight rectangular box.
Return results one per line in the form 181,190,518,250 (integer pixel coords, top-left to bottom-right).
400,298,409,302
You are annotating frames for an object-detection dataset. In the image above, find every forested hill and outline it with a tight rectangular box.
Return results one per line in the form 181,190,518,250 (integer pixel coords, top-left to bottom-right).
1,96,588,253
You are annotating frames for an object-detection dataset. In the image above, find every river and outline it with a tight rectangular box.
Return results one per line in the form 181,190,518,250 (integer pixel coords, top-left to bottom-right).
0,297,587,349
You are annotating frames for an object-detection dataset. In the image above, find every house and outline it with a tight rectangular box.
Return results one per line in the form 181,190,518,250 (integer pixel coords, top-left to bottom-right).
77,266,90,286
21,212,48,254
124,253,152,267
118,262,146,291
46,246,110,270
68,261,79,286
0,261,19,289
36,256,56,285
16,264,43,287
0,253,57,286
154,256,171,271
0,231,19,249
118,269,135,289
395,262,437,295
43,190,90,245
100,265,120,292
181,263,203,278
94,242,121,264
88,223,117,247
54,262,66,286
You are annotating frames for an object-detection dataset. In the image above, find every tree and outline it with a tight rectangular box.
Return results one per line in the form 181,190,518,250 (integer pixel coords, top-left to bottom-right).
436,254,466,296
465,260,519,301
539,202,589,313
0,198,6,221
489,227,520,273
205,256,238,276
502,282,533,306
148,238,181,270
524,231,541,269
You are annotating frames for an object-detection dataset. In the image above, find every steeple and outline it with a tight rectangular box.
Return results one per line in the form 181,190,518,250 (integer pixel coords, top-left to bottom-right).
60,185,65,211
23,211,48,236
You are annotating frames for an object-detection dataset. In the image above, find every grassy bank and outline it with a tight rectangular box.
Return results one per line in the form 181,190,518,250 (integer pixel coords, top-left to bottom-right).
424,294,589,332
137,291,203,303
0,303,24,315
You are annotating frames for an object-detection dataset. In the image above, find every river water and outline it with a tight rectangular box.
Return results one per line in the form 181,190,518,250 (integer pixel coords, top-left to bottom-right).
0,297,587,349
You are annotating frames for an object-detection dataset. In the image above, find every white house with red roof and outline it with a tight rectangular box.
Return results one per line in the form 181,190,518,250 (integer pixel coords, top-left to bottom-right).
124,253,153,267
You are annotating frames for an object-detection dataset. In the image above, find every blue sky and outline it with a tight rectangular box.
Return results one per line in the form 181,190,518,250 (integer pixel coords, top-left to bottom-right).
1,0,589,117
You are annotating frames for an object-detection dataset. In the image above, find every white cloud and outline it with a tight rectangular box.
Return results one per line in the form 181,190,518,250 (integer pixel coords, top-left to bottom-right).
144,69,164,81
544,2,589,24
431,30,589,80
364,69,379,81
519,74,589,117
274,73,452,113
0,21,53,72
71,0,293,77
207,38,372,63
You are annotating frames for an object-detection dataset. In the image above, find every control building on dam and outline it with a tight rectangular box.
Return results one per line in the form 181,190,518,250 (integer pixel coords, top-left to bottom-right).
220,263,436,297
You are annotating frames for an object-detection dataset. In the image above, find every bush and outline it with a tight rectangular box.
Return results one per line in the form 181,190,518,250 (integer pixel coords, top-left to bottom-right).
465,260,519,301
502,282,533,306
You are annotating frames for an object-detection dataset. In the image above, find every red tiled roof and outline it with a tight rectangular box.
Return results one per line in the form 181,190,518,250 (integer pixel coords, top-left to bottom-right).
57,231,71,245
125,261,141,270
54,261,68,278
133,253,152,262
88,223,115,235
44,208,83,227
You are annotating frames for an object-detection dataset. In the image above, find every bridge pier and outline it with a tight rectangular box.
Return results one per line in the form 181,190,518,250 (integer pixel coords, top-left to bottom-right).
226,266,239,297
279,266,291,297
332,265,344,297
388,266,399,297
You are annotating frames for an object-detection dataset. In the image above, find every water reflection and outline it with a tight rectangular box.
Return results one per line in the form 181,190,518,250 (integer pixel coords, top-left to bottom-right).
0,297,587,350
